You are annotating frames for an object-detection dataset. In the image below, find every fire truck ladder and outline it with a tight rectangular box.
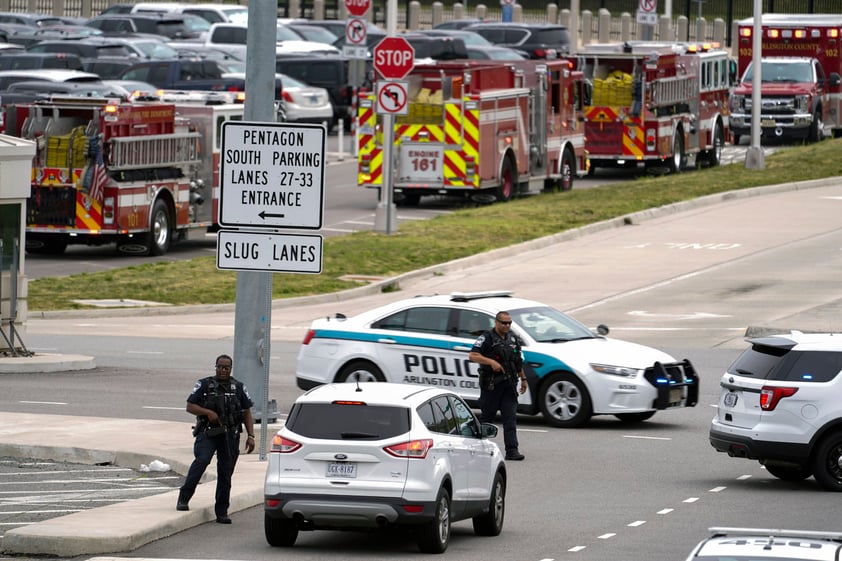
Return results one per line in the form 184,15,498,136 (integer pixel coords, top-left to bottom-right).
107,131,202,171
649,76,696,108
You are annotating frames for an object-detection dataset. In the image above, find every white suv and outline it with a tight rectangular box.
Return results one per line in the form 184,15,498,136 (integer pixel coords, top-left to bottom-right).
709,331,842,491
263,382,507,553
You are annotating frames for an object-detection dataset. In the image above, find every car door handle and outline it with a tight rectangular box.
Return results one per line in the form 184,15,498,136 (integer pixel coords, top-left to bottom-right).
377,338,396,344
452,345,472,352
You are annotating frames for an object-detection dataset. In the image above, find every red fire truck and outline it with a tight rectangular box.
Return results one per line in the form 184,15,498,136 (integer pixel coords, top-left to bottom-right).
732,15,842,143
4,96,245,256
579,41,732,174
357,59,588,205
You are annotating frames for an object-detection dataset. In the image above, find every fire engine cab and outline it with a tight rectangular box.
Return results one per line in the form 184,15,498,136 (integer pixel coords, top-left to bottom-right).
357,59,588,205
733,15,842,143
578,41,732,174
4,96,245,256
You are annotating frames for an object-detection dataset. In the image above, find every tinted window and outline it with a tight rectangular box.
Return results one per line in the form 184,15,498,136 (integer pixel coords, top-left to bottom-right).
285,402,409,439
472,28,507,43
504,29,529,44
429,396,457,434
450,396,479,437
372,306,450,335
183,9,223,24
456,311,493,339
533,28,569,46
772,351,842,383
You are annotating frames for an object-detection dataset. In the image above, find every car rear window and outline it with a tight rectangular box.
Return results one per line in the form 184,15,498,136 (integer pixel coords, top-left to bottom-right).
286,403,410,439
533,28,570,46
729,346,842,383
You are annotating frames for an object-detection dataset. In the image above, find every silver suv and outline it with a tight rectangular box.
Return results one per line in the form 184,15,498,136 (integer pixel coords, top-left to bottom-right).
709,331,842,491
263,382,507,553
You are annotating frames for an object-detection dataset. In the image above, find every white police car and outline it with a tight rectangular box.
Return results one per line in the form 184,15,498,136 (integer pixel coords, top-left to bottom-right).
295,291,699,428
685,527,842,560
263,382,506,553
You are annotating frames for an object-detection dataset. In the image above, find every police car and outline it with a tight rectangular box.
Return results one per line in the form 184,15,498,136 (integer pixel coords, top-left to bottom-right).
295,291,699,428
685,527,842,560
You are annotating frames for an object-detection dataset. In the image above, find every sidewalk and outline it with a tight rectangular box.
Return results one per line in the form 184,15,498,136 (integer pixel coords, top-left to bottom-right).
0,412,278,557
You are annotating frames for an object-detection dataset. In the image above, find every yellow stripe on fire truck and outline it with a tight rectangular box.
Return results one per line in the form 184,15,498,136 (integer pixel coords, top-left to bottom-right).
621,116,645,158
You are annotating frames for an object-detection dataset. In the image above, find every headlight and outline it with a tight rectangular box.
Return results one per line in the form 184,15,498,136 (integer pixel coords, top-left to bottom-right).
591,363,643,378
729,94,744,112
796,94,810,113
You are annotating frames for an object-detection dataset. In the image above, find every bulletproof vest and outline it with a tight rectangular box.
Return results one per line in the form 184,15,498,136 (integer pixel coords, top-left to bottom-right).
201,377,244,429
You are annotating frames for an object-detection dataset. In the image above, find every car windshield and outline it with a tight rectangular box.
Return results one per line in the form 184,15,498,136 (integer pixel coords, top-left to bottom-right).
279,73,306,88
276,25,304,42
743,61,814,83
133,40,178,58
285,402,410,439
509,306,596,343
221,8,248,25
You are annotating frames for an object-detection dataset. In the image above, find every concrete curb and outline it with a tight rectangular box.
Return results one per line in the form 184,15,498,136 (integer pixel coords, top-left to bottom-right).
0,353,94,373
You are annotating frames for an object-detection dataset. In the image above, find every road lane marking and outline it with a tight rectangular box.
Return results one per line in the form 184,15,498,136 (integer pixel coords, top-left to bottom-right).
568,545,587,552
658,508,674,514
628,520,646,527
623,435,671,441
598,533,616,539
18,401,67,405
710,486,726,492
737,474,752,480
683,497,700,503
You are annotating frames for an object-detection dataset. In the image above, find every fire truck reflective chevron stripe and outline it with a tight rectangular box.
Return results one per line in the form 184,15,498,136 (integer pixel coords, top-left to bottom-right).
621,117,645,158
76,192,102,230
395,124,445,142
357,95,381,187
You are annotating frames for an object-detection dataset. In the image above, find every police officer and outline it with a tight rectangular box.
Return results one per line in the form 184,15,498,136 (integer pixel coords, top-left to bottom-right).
176,354,255,523
469,311,527,461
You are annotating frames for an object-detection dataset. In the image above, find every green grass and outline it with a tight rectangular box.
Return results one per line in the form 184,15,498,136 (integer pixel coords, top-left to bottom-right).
28,139,842,311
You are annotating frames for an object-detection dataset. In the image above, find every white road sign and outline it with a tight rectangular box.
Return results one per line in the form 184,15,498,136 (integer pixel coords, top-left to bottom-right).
217,230,323,273
376,80,409,115
219,121,325,229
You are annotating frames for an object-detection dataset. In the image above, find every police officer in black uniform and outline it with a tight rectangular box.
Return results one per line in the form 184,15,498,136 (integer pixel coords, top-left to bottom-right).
469,311,527,461
176,354,255,523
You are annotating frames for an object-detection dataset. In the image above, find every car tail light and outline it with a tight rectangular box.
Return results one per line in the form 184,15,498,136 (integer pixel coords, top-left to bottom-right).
301,329,315,345
759,386,798,411
384,439,433,459
282,91,294,103
270,434,301,453
533,48,546,58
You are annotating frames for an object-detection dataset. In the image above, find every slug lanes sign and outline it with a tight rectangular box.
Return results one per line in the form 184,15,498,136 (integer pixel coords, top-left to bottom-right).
219,121,325,230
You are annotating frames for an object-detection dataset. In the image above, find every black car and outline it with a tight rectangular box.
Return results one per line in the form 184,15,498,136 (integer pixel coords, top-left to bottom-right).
275,53,370,132
0,52,85,71
85,14,194,40
465,22,571,59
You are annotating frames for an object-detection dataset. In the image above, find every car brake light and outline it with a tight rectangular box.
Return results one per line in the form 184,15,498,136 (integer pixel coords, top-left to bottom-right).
759,386,798,411
282,91,294,103
534,48,546,57
384,439,433,459
270,434,301,453
301,329,315,345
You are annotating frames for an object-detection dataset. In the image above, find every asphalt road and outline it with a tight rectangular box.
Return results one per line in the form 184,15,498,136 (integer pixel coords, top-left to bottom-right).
6,178,842,561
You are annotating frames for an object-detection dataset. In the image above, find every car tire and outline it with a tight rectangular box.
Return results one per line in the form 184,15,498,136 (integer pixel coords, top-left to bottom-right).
264,513,298,547
812,433,842,491
764,462,812,482
472,471,505,536
614,411,656,424
668,131,685,174
336,361,386,383
538,372,593,428
416,487,451,553
703,122,723,167
496,157,515,202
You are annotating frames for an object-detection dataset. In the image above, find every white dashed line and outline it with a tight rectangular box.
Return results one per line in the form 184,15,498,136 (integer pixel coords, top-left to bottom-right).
628,520,646,527
683,497,700,503
737,474,752,480
709,486,726,492
598,533,616,539
657,508,674,514
18,401,66,405
568,545,587,552
623,435,671,441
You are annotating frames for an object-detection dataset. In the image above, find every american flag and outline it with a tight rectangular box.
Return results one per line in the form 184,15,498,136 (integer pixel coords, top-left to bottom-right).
87,137,107,205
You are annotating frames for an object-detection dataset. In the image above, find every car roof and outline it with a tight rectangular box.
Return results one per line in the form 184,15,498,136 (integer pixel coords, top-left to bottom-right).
467,22,568,30
747,331,842,352
0,68,101,81
341,291,539,323
692,527,842,559
298,382,443,406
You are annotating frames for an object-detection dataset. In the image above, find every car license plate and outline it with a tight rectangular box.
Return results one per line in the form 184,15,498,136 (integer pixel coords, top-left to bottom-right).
669,388,682,403
326,462,357,478
724,392,738,407
761,119,776,127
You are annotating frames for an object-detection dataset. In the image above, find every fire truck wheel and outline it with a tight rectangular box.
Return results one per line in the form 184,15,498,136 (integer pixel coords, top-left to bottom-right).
559,149,576,191
147,199,172,256
26,236,68,255
808,109,824,143
668,132,685,174
496,158,516,202
704,123,724,167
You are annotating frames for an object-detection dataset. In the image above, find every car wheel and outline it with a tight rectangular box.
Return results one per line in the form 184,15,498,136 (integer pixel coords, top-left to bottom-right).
416,487,451,553
704,122,723,167
336,361,386,383
668,131,685,174
538,372,592,428
812,433,842,491
764,462,812,481
808,109,824,143
26,235,68,255
264,513,298,547
472,471,505,536
559,148,575,191
614,411,656,424
118,199,171,256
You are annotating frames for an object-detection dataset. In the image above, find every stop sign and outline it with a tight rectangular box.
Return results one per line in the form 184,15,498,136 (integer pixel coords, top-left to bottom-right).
344,0,370,17
373,36,415,80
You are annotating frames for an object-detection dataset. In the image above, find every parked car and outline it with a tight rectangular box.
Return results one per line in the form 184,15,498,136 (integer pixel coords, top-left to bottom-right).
102,79,160,100
118,57,254,94
3,79,130,99
685,527,842,560
175,3,249,25
84,14,197,40
0,68,102,90
0,11,63,28
263,382,506,553
295,290,700,428
416,28,495,47
402,34,469,61
0,52,85,71
433,18,488,30
275,53,369,131
466,45,528,60
465,22,572,59
710,330,842,491
277,72,333,125
29,24,104,40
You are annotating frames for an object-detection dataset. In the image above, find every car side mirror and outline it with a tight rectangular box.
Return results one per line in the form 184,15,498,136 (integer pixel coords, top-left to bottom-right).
830,73,841,88
480,422,498,438
595,324,609,336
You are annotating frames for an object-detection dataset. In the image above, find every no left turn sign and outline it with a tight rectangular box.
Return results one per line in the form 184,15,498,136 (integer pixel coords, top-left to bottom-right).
376,81,409,115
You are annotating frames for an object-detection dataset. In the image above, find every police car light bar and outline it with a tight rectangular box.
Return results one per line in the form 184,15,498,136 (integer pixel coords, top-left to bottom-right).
708,527,842,541
449,290,513,302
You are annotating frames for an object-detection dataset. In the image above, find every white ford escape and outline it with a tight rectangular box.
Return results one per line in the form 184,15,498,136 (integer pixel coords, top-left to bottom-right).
263,382,507,553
